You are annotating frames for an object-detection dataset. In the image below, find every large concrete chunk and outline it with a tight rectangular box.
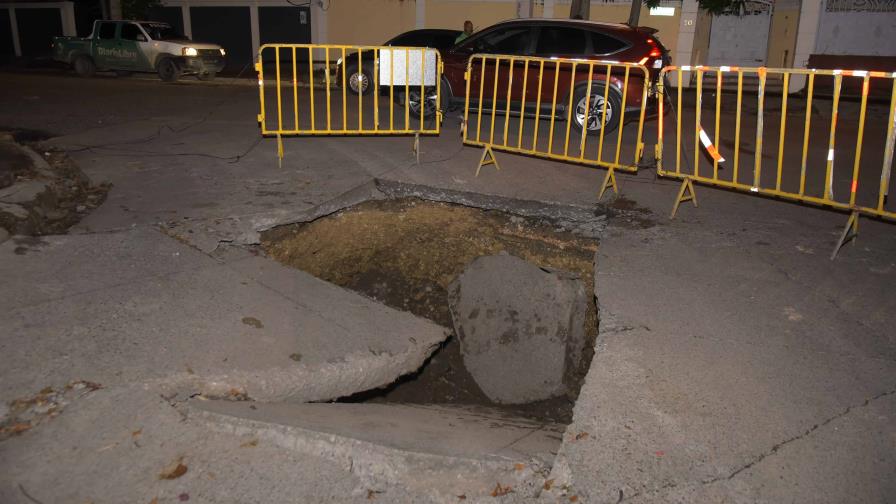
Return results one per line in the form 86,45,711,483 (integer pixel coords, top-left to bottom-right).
0,228,449,403
0,179,48,204
193,401,560,500
448,254,588,404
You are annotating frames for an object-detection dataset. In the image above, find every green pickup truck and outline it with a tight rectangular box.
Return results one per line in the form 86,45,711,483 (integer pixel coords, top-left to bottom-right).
53,20,226,82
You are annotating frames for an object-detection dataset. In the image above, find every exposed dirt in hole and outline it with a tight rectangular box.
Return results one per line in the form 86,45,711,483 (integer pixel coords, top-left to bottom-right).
262,198,598,424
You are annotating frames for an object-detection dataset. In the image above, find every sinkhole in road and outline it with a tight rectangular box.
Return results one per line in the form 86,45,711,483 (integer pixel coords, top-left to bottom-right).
262,197,599,424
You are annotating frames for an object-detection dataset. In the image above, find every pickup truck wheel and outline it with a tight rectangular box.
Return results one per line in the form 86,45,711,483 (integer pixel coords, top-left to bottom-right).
197,71,217,81
157,58,180,82
73,56,95,78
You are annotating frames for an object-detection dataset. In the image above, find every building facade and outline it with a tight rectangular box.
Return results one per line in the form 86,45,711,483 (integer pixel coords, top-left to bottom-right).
3,0,894,81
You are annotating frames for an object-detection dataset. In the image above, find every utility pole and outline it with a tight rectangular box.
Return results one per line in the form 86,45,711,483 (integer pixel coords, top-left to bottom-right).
569,0,590,19
627,0,643,26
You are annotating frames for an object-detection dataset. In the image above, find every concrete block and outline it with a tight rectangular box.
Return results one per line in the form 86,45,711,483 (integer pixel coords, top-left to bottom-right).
0,202,29,219
448,254,588,404
0,179,48,204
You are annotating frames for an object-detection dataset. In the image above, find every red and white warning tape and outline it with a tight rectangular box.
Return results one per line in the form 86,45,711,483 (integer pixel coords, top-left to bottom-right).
699,127,725,163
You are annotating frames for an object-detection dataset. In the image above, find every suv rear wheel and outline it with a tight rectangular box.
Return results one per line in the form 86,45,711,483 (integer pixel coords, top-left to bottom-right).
569,81,622,136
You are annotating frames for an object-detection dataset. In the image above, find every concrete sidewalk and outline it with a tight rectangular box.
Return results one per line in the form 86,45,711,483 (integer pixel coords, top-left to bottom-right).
1,71,894,503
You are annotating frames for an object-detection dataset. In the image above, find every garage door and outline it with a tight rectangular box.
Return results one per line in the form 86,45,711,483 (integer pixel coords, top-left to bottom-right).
189,6,252,73
706,1,772,67
259,6,312,63
15,7,64,58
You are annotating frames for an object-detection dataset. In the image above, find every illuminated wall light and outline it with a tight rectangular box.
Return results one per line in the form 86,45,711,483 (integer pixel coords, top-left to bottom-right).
650,6,676,16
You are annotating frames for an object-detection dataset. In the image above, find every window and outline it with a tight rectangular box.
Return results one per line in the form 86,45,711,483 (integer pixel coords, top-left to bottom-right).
471,27,532,55
97,23,117,40
535,27,587,55
120,23,144,41
591,32,628,55
140,23,183,41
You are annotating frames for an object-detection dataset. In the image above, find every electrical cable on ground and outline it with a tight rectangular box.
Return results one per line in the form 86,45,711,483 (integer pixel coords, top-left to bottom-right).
60,61,262,163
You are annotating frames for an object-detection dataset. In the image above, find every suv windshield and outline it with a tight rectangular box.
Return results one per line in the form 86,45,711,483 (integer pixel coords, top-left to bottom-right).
140,23,184,41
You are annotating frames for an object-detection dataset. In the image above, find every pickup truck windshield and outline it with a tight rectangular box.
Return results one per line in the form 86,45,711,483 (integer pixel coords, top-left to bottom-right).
139,23,184,41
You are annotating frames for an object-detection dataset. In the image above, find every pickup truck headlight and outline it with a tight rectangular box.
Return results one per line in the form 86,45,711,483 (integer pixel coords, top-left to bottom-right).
219,48,226,56
182,47,198,57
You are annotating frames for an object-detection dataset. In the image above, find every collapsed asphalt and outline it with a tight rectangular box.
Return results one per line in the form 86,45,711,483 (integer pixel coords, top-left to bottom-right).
0,71,894,503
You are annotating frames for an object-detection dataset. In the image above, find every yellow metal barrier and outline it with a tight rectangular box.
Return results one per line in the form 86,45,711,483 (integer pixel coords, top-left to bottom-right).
656,65,896,258
256,43,443,165
462,54,651,199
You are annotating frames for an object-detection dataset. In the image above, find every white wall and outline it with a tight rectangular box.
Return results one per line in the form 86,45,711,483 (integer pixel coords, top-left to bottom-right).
815,11,896,56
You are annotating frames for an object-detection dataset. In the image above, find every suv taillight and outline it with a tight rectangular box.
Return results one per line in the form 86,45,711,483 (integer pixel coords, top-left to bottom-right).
649,47,662,58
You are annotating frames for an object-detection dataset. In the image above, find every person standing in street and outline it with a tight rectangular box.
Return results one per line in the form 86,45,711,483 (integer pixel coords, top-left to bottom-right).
455,20,474,44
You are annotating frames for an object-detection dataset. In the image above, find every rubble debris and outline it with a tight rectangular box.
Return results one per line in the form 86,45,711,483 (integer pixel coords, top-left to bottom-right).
0,380,102,440
0,131,109,236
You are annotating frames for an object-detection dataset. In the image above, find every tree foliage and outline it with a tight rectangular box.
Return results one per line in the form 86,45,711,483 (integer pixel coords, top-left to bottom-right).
698,0,749,15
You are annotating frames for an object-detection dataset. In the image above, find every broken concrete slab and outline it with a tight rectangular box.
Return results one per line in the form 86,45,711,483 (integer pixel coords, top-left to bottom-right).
0,133,32,189
544,222,896,504
0,228,448,404
195,401,562,461
159,179,386,252
448,254,588,404
19,144,60,180
374,178,608,239
192,400,557,500
0,384,397,504
0,180,48,205
0,202,29,219
56,119,385,248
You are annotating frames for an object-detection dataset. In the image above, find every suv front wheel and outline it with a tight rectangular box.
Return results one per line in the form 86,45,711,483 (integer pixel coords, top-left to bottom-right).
569,82,622,136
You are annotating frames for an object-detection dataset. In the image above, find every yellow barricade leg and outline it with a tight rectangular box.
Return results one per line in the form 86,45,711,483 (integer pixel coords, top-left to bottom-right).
276,133,283,169
670,178,697,219
598,168,617,201
413,132,420,165
475,145,500,177
830,211,859,260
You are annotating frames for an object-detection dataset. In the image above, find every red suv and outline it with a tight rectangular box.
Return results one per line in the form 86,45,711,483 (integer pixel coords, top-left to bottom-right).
441,19,669,134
